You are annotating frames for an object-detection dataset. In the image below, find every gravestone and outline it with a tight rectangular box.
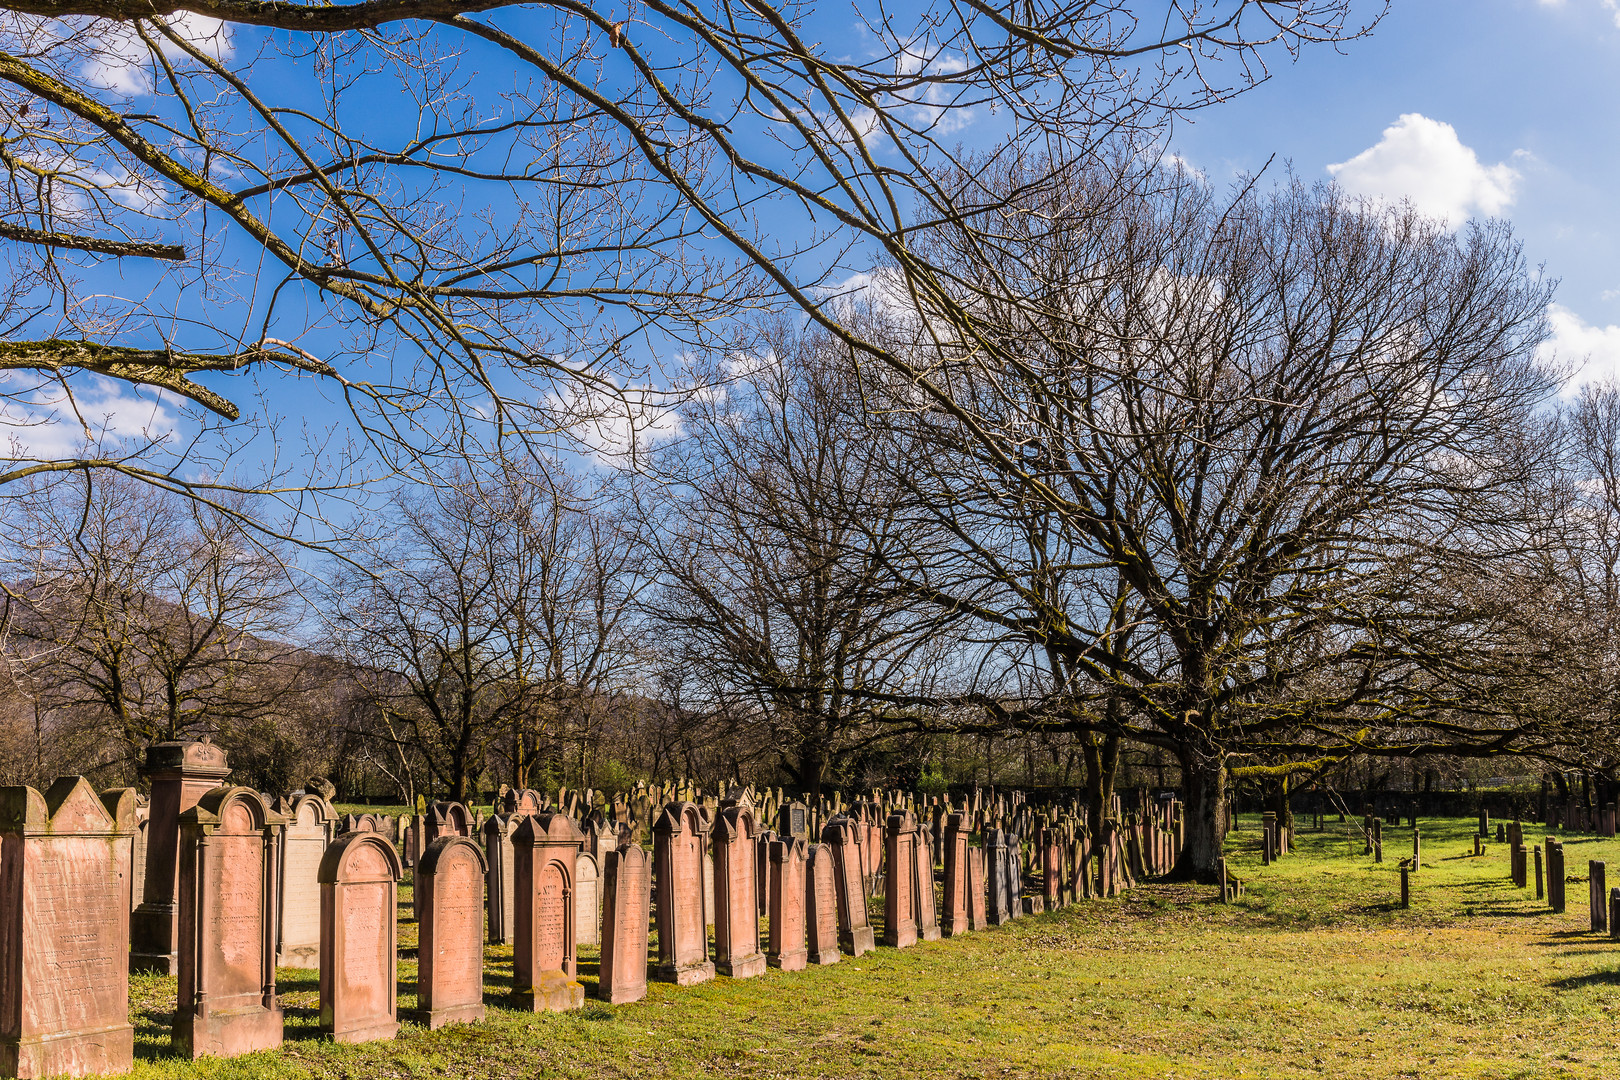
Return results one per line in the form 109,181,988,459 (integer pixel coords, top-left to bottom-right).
778,801,809,843
1546,838,1565,913
0,778,136,1079
276,792,335,969
820,814,875,957
912,825,941,942
483,814,518,945
512,812,585,1012
129,805,149,914
574,852,601,947
767,837,808,971
966,845,988,930
755,827,776,917
712,799,766,978
503,788,544,816
598,839,652,1004
415,836,487,1028
941,812,970,937
131,740,231,974
173,787,287,1059
653,801,715,985
985,828,1013,925
804,843,842,966
1591,860,1607,933
317,831,402,1043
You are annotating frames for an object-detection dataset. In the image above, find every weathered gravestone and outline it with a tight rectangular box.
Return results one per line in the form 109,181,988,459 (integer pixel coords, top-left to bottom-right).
653,801,715,986
129,805,149,914
503,788,544,817
755,828,776,917
574,852,601,948
276,792,335,969
766,837,808,971
317,831,402,1043
821,815,875,957
131,740,231,974
778,802,809,843
0,779,136,1079
482,814,518,945
940,813,970,938
513,812,585,1011
1592,860,1608,933
713,799,766,978
173,787,286,1060
967,845,988,930
598,839,652,1004
985,828,1013,926
415,835,487,1028
804,843,841,966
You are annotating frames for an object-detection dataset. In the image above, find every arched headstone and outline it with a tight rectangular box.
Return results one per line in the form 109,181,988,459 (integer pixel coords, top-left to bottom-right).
278,792,335,968
317,831,402,1043
652,801,714,985
766,837,807,971
820,815,875,957
512,813,584,1012
574,852,601,948
804,843,841,966
713,800,765,978
598,839,651,1004
174,786,286,1059
416,836,487,1028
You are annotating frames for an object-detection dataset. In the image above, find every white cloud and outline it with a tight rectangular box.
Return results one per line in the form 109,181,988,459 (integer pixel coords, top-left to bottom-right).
548,382,681,467
77,14,234,98
1538,0,1620,26
1328,114,1520,225
0,372,181,459
1543,304,1620,391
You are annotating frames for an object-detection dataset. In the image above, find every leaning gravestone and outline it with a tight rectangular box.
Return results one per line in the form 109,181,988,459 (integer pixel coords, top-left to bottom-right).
512,812,586,1012
131,740,231,974
174,787,286,1059
598,839,652,1004
0,778,136,1079
317,830,402,1043
653,801,715,986
416,835,487,1028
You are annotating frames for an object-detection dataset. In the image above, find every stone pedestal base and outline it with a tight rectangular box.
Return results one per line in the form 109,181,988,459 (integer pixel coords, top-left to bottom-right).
129,904,178,975
596,981,647,1005
515,973,584,1012
839,926,876,957
175,1005,284,1060
653,960,715,986
879,927,916,949
275,946,319,970
328,1018,398,1044
1023,896,1046,915
0,1021,133,1079
919,924,942,942
768,948,808,972
718,952,766,978
415,1004,485,1030
809,945,842,966
942,918,969,938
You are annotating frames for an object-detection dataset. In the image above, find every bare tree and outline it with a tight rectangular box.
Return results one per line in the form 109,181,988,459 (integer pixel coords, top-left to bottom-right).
873,160,1567,877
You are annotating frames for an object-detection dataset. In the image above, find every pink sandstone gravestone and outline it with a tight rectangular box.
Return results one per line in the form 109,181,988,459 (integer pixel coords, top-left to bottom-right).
317,830,402,1043
881,811,918,949
653,801,715,985
967,845,987,930
913,826,942,942
173,786,286,1060
941,812,970,937
598,838,651,1004
820,815,875,957
512,812,585,1012
130,740,230,974
0,778,136,1079
574,852,601,948
483,814,517,945
276,792,335,969
415,835,487,1028
804,843,841,965
712,799,766,978
766,837,808,971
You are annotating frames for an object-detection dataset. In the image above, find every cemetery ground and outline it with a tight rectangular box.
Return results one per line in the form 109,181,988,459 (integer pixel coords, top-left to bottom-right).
124,815,1620,1080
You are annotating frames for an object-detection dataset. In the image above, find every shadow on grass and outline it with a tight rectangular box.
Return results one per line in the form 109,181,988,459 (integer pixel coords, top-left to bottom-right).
1548,968,1620,990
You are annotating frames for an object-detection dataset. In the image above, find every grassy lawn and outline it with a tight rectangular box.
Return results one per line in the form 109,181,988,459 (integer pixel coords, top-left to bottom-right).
124,815,1620,1079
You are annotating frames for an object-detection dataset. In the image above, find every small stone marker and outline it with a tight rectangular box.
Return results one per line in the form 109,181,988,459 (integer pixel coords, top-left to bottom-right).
0,778,137,1079
1591,861,1608,933
653,801,715,985
174,786,287,1059
1400,865,1410,909
804,843,842,966
512,812,586,1011
1546,838,1565,913
318,830,402,1043
766,837,808,971
415,836,487,1028
598,838,652,1003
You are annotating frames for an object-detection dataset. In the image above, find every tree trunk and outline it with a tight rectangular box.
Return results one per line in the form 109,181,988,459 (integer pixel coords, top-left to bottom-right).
1173,752,1226,882
1081,732,1119,830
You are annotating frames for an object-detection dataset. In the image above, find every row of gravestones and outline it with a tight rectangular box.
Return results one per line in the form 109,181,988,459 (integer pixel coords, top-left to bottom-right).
0,741,1184,1078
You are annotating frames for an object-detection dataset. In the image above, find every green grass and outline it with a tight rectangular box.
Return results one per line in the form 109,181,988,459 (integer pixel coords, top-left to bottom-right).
123,815,1620,1079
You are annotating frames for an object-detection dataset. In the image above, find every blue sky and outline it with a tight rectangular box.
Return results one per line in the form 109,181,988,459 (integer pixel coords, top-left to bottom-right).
1167,0,1620,385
